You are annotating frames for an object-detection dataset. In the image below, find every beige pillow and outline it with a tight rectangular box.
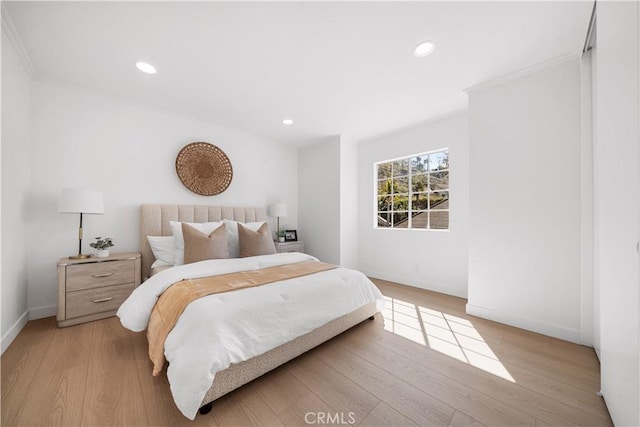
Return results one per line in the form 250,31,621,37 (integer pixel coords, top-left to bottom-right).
182,223,229,264
170,220,222,265
238,222,276,257
222,220,266,258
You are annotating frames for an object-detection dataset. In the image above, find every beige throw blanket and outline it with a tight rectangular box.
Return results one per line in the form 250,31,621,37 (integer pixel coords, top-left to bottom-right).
147,261,337,375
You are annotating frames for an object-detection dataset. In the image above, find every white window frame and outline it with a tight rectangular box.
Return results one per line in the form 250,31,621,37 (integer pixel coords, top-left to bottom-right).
374,148,450,231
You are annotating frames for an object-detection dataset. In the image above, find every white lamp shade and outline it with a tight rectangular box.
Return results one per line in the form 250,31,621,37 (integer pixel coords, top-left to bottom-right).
268,203,288,218
58,189,104,214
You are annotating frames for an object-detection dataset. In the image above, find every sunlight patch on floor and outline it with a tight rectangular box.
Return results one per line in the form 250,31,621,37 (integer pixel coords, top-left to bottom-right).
382,295,515,383
382,297,425,345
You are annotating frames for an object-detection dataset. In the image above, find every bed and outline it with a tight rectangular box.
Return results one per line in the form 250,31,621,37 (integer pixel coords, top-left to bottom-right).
117,204,384,419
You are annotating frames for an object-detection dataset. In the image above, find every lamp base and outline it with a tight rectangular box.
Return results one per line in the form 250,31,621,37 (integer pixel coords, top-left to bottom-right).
69,254,92,260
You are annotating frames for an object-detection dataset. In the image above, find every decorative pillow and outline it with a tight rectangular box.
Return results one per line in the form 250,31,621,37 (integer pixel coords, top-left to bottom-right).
223,220,267,258
147,236,176,266
182,223,229,264
170,220,222,265
238,222,276,257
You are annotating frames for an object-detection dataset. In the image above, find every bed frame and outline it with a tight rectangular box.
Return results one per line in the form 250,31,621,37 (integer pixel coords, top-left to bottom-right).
139,204,377,415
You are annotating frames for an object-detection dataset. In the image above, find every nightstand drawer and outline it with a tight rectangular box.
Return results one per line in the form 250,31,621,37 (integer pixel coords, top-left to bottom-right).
66,283,134,319
279,246,301,253
275,241,304,253
66,260,135,291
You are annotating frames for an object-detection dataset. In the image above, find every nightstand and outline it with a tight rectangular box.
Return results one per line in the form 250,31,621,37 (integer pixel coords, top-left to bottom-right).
275,241,304,253
57,252,141,327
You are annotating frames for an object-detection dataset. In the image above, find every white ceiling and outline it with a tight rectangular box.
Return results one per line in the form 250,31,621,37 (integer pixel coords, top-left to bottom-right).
5,1,593,145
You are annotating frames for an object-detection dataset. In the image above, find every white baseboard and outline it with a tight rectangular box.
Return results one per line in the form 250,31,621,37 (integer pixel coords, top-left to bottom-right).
29,304,57,320
0,304,57,355
361,269,468,299
1,310,28,355
465,303,583,344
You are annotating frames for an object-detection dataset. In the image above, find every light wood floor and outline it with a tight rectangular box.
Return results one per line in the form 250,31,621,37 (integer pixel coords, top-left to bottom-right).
2,279,612,426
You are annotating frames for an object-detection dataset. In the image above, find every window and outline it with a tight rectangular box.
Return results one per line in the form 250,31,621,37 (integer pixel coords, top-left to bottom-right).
376,149,449,230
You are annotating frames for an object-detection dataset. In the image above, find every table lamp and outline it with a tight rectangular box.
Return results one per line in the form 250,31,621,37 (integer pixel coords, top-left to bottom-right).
58,189,104,259
268,203,288,234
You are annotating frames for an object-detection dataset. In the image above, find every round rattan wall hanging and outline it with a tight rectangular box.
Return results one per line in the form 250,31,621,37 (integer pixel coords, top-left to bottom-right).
175,142,233,196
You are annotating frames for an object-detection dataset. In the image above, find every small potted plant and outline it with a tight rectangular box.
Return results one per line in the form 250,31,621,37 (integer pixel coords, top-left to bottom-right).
276,230,286,243
90,237,114,258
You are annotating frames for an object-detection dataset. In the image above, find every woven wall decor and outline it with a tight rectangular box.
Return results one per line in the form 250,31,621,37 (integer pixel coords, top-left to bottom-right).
175,142,233,196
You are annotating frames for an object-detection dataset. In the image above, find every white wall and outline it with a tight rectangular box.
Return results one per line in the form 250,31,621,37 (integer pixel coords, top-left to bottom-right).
590,44,601,358
339,137,359,269
26,81,299,315
298,136,341,265
357,112,469,298
1,30,31,351
594,2,640,425
467,57,584,343
580,51,594,348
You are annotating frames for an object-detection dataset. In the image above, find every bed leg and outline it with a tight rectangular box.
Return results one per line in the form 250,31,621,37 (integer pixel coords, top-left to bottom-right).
199,402,213,415
368,315,375,321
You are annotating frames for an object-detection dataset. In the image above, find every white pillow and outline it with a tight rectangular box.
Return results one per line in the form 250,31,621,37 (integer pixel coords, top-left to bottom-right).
222,220,266,258
147,236,176,266
150,260,172,277
169,220,222,265
151,258,172,268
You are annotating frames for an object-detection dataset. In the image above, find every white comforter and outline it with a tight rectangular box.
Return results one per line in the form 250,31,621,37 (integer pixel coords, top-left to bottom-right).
117,253,385,419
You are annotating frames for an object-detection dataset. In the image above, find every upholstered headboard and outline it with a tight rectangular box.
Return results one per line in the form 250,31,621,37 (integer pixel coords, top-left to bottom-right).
140,204,267,279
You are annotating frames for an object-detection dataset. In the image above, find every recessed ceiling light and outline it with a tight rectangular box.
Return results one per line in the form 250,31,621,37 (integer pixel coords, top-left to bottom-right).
282,119,294,126
414,41,435,58
135,61,157,74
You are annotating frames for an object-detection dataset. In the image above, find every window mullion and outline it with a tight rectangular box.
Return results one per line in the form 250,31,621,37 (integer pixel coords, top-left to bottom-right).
427,170,430,230
408,171,412,229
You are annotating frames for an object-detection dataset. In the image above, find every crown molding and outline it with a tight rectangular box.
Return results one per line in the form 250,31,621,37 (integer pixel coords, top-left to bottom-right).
1,3,36,77
464,53,579,95
582,1,597,53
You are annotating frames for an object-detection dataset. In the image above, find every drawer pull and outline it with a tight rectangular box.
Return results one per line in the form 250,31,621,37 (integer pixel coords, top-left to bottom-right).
92,272,114,278
92,297,114,303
